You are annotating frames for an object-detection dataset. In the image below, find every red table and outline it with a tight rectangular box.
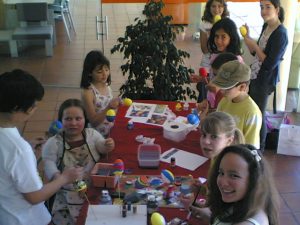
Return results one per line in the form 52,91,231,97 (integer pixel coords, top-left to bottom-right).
76,100,210,225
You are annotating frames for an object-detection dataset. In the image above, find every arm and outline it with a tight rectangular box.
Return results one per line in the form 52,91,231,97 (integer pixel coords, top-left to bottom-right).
23,166,84,204
243,111,262,150
189,205,211,223
260,27,288,72
244,36,266,62
90,129,115,154
200,30,209,54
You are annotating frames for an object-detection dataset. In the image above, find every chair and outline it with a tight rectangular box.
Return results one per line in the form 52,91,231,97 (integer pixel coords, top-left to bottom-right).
11,3,54,57
50,0,76,42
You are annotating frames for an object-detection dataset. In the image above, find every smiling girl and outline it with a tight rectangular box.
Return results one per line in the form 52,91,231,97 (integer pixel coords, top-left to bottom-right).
191,144,280,225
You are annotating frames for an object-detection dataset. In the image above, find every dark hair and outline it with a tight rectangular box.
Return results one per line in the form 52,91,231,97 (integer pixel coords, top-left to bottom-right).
58,99,88,128
0,69,44,113
208,18,242,55
261,0,285,23
207,144,279,225
80,50,111,89
202,0,229,23
211,52,238,70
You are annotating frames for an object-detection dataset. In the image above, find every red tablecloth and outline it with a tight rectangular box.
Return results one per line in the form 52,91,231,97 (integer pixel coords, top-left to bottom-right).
76,100,210,225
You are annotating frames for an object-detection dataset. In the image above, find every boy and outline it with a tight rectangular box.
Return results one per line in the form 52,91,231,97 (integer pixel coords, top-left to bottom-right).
212,60,262,149
0,69,83,225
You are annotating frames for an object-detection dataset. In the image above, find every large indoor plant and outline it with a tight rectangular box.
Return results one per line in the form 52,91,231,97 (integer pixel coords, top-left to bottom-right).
111,0,197,101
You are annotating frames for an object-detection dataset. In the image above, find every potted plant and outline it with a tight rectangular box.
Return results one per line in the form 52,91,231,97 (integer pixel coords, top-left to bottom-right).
111,0,196,101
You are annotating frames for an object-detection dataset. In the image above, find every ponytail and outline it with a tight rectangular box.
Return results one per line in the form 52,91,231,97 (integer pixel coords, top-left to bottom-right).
232,128,245,145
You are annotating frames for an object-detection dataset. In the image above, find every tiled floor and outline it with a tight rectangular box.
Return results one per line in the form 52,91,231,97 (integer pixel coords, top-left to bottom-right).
1,1,300,224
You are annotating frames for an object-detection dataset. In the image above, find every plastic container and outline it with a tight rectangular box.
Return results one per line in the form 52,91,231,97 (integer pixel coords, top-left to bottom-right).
90,163,118,188
137,144,161,168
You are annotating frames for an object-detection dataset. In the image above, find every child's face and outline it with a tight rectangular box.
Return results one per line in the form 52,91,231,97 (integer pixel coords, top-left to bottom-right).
210,1,224,17
217,152,249,203
62,106,85,137
91,65,110,84
260,1,279,23
214,28,231,52
200,131,233,159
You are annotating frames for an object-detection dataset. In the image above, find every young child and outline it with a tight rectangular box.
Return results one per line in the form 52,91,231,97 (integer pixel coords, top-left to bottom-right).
0,70,83,225
80,50,120,137
243,0,288,151
200,111,244,160
207,52,239,109
190,144,280,225
42,98,115,225
196,17,243,103
213,60,262,149
199,0,229,71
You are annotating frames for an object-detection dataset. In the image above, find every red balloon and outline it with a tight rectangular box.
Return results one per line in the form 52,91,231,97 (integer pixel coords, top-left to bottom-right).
199,68,208,78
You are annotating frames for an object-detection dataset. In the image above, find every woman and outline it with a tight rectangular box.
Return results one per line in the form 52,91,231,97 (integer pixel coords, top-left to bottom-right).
243,0,288,151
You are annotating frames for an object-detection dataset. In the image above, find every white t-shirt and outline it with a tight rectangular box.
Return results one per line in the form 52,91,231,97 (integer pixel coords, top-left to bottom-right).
0,127,51,225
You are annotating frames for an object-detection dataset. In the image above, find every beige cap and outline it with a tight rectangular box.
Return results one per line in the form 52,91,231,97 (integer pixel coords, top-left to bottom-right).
212,60,251,89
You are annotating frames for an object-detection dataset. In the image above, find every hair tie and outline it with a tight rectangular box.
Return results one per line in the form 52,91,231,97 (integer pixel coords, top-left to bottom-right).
251,150,261,162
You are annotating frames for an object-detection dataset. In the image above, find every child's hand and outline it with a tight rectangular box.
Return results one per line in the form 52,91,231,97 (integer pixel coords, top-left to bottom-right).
61,167,84,185
190,74,203,83
180,193,194,211
109,97,121,109
104,137,115,152
189,205,211,222
206,83,217,93
196,100,209,117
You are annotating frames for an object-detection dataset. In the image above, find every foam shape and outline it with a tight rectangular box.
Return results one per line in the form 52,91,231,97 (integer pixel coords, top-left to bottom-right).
239,26,247,37
135,175,149,189
123,98,133,107
48,120,63,135
213,15,221,24
151,212,166,225
113,159,124,176
106,109,116,122
199,67,208,78
187,114,200,125
161,169,174,184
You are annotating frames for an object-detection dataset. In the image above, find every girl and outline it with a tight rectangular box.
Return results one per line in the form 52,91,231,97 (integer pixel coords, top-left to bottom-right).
80,50,120,137
195,0,229,103
196,17,243,103
199,0,229,71
191,144,280,225
42,99,115,225
200,111,244,160
243,0,288,151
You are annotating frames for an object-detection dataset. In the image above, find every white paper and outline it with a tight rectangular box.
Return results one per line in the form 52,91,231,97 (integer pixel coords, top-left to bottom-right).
85,205,147,225
160,148,208,171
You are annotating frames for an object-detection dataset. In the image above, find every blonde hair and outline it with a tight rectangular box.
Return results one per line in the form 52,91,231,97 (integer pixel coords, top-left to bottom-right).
201,111,245,144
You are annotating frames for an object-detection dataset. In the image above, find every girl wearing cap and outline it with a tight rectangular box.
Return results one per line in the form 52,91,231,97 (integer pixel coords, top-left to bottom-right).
243,0,288,151
190,144,280,225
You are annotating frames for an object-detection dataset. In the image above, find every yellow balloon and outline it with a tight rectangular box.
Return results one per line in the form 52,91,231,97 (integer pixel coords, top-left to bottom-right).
106,109,116,117
123,98,133,107
214,15,221,24
150,212,166,225
239,26,247,37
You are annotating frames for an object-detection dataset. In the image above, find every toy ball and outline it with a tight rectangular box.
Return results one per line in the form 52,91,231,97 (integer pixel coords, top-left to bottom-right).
213,15,221,24
161,169,174,184
48,120,63,136
73,180,87,192
149,178,163,187
113,159,124,175
135,175,149,189
150,212,166,225
199,67,208,78
106,109,116,122
123,98,133,107
239,25,247,37
187,113,200,125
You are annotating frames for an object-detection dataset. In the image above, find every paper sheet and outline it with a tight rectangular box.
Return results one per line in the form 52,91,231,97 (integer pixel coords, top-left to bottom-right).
160,148,208,171
85,205,147,225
